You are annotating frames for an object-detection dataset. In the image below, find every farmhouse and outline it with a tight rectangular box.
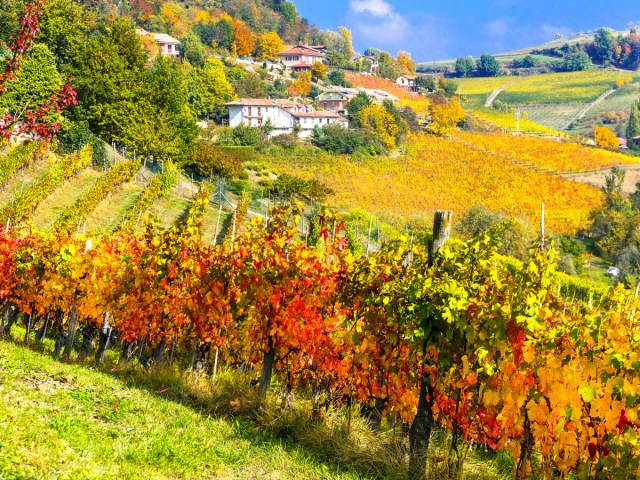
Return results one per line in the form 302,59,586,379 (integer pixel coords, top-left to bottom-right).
396,75,416,90
136,28,180,56
276,44,326,71
225,98,346,138
317,90,350,112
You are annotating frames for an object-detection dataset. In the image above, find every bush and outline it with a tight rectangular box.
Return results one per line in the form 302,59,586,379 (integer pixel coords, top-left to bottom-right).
190,142,245,179
268,173,333,201
57,120,92,154
310,124,385,156
271,133,299,150
326,70,352,88
219,124,268,149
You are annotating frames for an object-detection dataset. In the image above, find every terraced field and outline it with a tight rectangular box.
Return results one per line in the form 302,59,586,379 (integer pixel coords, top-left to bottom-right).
498,70,637,105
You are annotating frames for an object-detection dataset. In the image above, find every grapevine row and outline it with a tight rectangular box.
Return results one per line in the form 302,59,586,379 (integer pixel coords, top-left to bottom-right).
0,146,92,226
1,205,639,478
54,161,140,233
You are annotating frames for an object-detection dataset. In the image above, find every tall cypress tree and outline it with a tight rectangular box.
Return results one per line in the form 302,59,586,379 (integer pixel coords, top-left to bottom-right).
626,99,640,141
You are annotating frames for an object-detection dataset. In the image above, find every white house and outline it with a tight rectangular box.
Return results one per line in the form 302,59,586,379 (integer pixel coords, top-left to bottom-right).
136,29,180,56
276,44,326,72
225,98,346,138
396,75,416,89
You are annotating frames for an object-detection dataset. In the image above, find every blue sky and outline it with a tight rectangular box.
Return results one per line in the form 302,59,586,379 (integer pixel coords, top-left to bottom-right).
292,0,638,62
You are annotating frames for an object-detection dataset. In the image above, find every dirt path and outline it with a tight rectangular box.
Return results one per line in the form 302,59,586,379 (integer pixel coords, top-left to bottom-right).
560,87,617,131
565,165,640,194
484,80,519,108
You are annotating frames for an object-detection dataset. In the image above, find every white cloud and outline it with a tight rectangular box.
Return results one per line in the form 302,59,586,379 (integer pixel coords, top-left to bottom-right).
486,18,510,37
347,0,409,43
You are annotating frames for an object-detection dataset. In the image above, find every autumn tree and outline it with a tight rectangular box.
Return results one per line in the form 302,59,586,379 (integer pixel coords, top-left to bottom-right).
256,31,284,61
311,61,328,81
429,98,465,136
594,126,619,149
397,50,416,75
337,26,354,60
288,72,311,97
226,15,254,57
359,104,399,151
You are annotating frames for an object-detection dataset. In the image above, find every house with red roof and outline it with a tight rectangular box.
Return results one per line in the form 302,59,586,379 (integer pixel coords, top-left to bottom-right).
225,98,346,138
276,44,326,72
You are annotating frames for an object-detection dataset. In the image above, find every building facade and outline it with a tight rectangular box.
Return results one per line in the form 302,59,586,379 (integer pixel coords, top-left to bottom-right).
276,44,326,71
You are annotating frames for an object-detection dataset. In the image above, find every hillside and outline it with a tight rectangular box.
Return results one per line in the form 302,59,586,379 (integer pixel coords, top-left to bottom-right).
417,30,628,70
0,339,366,480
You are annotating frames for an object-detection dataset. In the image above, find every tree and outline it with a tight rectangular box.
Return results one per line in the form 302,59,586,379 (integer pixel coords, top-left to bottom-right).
562,51,590,72
455,57,474,77
627,99,640,142
429,98,465,136
227,16,254,57
232,71,268,98
189,57,234,118
311,61,328,80
180,30,206,67
0,44,62,124
288,72,311,97
397,51,416,75
594,126,619,149
0,1,76,141
279,1,297,26
477,53,500,77
345,91,372,128
256,32,284,61
359,104,399,151
326,70,351,87
337,27,354,60
594,27,616,65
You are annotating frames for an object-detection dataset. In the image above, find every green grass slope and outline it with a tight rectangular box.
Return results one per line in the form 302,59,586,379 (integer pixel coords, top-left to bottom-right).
0,340,365,480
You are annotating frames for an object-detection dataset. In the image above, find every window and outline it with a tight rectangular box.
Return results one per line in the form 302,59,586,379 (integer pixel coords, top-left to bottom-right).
258,107,262,116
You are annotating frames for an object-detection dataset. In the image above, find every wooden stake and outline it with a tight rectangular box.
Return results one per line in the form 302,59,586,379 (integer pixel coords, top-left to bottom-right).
230,209,237,253
4,218,10,234
540,202,545,249
366,215,373,257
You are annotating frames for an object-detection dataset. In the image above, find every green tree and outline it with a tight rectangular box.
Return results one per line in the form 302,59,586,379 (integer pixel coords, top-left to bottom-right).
148,56,188,116
181,30,206,67
627,99,640,142
326,70,351,87
345,91,372,128
0,43,61,124
69,19,148,142
477,53,500,77
279,1,297,26
189,57,233,118
594,27,615,66
39,0,89,64
562,51,590,72
454,57,474,77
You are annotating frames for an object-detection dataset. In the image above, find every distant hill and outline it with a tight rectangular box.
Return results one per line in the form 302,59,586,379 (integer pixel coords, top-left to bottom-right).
417,30,629,71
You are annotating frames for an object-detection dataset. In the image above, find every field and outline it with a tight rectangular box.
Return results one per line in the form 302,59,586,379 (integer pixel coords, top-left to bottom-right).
518,103,587,131
456,76,518,106
264,133,602,234
497,70,637,105
467,107,564,136
344,71,418,102
456,131,640,173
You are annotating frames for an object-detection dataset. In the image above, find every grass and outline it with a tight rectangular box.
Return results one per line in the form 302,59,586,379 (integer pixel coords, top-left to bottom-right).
141,185,191,230
0,154,54,207
83,181,144,234
0,333,512,480
30,167,104,231
0,339,367,480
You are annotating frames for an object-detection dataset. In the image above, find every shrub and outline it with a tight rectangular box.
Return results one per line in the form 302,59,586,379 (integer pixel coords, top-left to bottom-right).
594,126,619,149
57,120,92,154
311,124,384,155
190,142,245,179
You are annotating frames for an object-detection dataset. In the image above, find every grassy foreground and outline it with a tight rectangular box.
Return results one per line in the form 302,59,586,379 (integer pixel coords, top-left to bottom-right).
0,340,366,480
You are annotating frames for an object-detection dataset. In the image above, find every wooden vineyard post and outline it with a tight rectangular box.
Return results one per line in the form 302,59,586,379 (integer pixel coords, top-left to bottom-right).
408,210,453,480
540,202,545,249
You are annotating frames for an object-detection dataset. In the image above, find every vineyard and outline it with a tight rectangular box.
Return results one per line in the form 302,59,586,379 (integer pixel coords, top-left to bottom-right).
264,133,602,235
2,200,640,479
455,132,640,173
497,70,637,105
467,107,563,136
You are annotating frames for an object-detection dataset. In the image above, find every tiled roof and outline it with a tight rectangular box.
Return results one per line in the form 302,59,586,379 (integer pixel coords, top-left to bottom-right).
292,110,347,120
153,33,180,44
277,44,326,57
225,99,277,107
